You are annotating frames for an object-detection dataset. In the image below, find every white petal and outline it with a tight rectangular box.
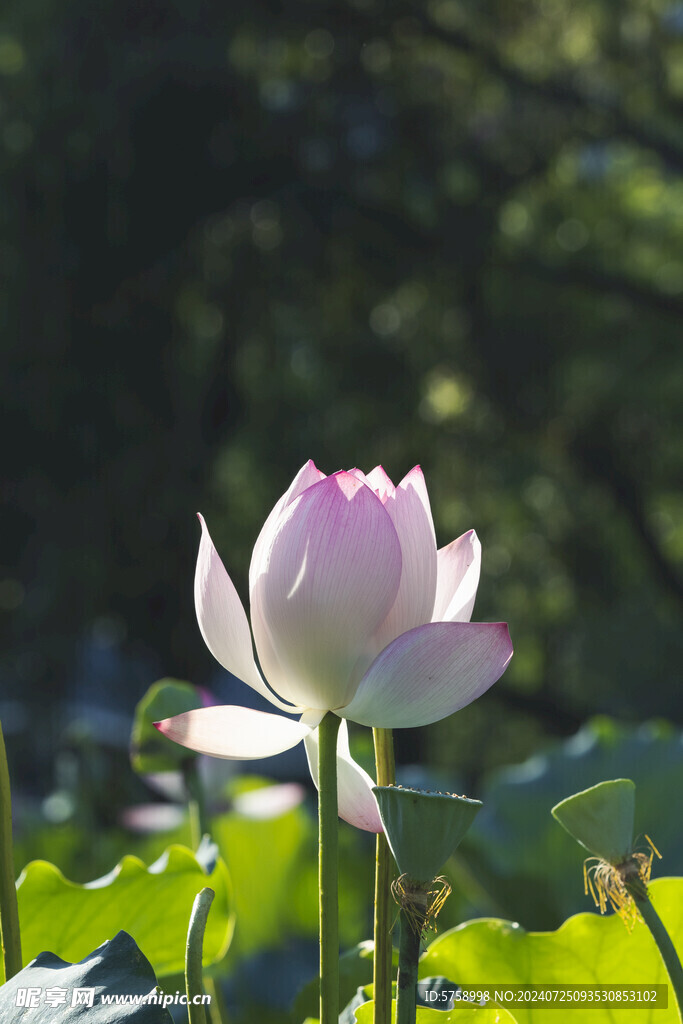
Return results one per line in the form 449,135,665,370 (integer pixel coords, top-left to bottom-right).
347,467,373,487
432,531,482,623
155,706,311,759
249,460,326,593
366,466,395,503
232,783,305,819
304,717,383,833
251,472,402,710
370,466,438,654
195,515,299,713
340,621,513,728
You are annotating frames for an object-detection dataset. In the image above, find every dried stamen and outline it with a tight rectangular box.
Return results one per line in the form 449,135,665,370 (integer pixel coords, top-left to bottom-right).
583,839,662,931
391,873,452,937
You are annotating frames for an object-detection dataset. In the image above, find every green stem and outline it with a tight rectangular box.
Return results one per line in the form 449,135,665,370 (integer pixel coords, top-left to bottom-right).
395,909,422,1024
204,975,230,1024
627,882,683,1023
318,711,341,1024
184,761,209,851
185,887,215,1024
0,721,22,983
373,727,396,1024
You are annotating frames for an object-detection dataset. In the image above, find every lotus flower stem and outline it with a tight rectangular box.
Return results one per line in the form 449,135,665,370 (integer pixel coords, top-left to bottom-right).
318,711,341,1024
373,727,396,1024
185,886,215,1024
623,877,683,1022
0,721,21,984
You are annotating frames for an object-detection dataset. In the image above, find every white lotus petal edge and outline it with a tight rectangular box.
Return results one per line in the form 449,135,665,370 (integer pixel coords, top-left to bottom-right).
195,515,299,713
304,717,383,833
249,460,325,592
348,467,373,488
340,621,513,728
366,465,395,503
370,465,438,655
251,472,402,709
432,530,482,623
155,706,312,759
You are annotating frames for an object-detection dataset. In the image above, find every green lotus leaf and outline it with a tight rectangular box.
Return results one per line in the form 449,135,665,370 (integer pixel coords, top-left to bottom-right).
419,877,682,1024
551,779,635,863
0,931,172,1021
17,841,234,978
353,1000,518,1022
373,785,482,882
131,678,204,775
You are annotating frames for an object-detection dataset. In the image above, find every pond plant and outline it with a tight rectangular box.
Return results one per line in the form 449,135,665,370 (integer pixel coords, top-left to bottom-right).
0,461,680,1024
155,462,513,1023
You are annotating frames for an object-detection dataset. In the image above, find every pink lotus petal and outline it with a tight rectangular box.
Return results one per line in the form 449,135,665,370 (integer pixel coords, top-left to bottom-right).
142,772,186,802
121,803,185,834
251,472,402,710
340,621,513,728
195,516,299,712
370,466,438,654
247,463,326,706
366,466,395,503
432,530,482,623
249,460,326,593
304,718,383,833
232,782,305,819
154,706,311,759
347,467,372,487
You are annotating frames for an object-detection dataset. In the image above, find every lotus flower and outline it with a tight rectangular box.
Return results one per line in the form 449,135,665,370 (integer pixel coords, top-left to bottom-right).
156,462,512,831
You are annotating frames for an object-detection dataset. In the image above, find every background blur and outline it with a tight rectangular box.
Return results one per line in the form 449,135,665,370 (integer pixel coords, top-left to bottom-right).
1,0,682,1014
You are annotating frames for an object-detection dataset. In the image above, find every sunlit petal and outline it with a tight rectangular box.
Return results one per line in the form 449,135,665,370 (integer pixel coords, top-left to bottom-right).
249,460,326,592
251,472,402,709
154,706,311,759
370,465,438,654
195,515,299,713
432,530,482,623
304,717,383,833
340,621,513,728
366,466,395,503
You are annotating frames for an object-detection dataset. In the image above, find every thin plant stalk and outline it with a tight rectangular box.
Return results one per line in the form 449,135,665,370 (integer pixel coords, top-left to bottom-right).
184,761,209,851
395,908,422,1024
373,727,396,1024
624,877,683,1023
185,886,215,1024
318,711,341,1024
182,767,230,1024
0,721,22,984
204,976,231,1024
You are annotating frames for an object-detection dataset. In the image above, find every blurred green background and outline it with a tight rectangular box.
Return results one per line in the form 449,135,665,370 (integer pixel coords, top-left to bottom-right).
0,0,682,1016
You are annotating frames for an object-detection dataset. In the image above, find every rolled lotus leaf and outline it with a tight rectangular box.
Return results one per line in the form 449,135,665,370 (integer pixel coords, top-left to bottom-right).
373,785,482,882
551,778,635,864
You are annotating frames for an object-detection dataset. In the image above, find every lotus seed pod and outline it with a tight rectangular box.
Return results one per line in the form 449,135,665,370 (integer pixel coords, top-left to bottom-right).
372,785,482,883
551,779,635,864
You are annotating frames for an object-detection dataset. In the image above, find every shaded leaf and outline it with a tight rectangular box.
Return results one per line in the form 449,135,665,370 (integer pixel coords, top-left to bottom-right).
464,719,683,926
131,679,205,775
0,931,172,1022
